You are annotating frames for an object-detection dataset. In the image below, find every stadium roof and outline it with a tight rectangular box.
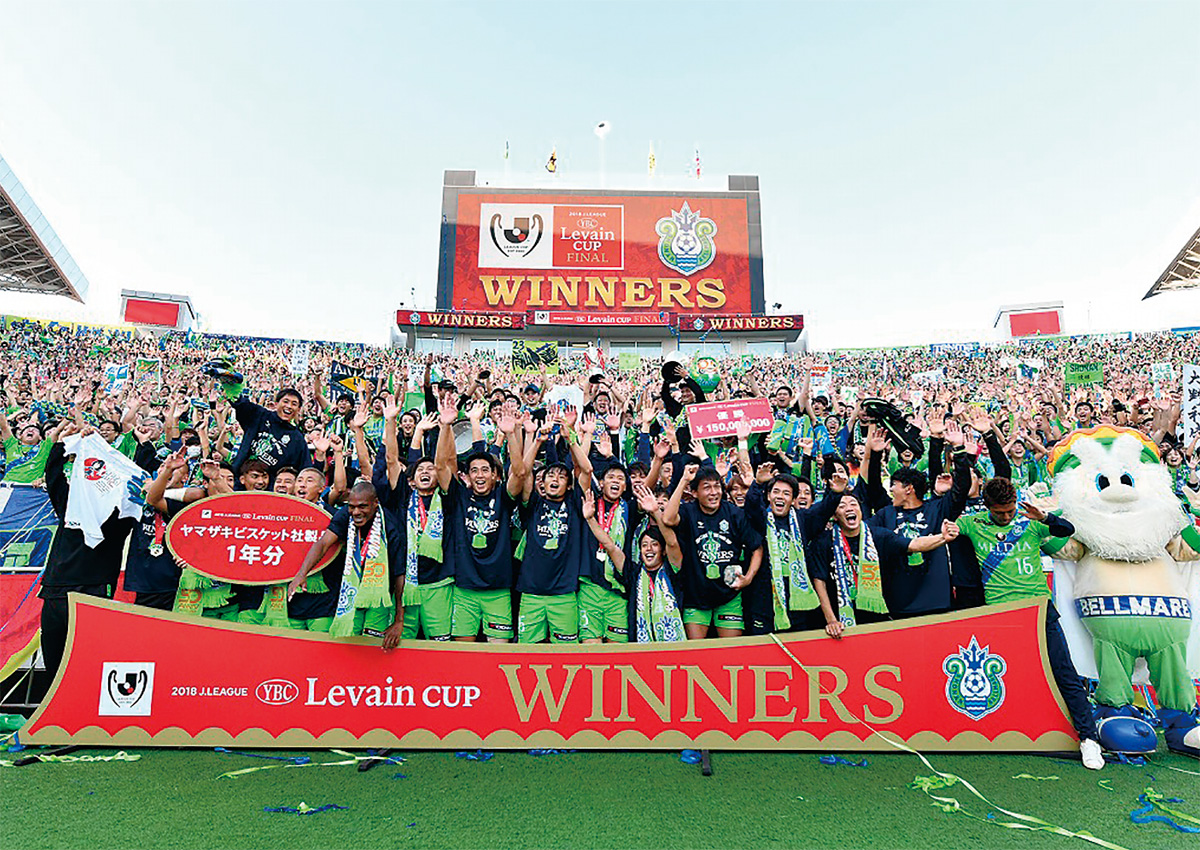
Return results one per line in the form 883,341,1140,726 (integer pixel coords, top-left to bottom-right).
1143,224,1200,299
0,155,89,302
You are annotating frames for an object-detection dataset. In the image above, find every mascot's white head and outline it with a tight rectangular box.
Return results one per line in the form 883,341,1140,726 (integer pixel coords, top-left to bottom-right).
1051,426,1189,561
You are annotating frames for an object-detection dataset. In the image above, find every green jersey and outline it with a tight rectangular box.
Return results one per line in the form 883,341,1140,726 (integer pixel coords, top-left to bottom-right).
954,512,1053,604
2,436,53,484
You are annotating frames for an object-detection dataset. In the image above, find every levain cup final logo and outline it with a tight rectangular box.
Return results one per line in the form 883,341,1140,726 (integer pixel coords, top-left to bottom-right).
656,202,717,276
489,212,545,259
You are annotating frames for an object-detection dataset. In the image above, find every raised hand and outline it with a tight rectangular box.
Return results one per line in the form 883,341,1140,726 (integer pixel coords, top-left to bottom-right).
1019,501,1048,522
941,520,960,541
417,411,439,433
633,482,659,514
466,401,487,423
577,410,596,436
734,418,751,441
497,410,517,434
653,438,671,460
581,488,596,520
382,393,401,420
829,469,850,493
438,394,459,425
682,463,699,484
756,462,776,484
351,402,369,430
944,419,965,447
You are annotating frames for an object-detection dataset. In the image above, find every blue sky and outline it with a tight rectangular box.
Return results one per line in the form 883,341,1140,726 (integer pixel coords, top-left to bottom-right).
1,0,1197,347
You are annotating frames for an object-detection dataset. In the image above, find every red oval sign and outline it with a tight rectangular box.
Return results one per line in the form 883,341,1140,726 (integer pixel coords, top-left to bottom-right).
166,492,341,585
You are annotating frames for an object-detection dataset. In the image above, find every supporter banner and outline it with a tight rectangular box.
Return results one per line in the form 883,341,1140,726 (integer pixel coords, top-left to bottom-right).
1151,362,1174,400
809,364,831,396
0,573,41,676
1183,365,1200,444
545,385,584,412
528,310,671,327
929,342,980,356
135,357,162,388
0,485,57,571
687,398,774,440
450,191,756,317
103,364,128,395
23,597,1075,752
329,361,380,399
289,342,311,376
678,314,804,333
1064,362,1103,387
617,353,642,371
165,493,341,585
399,310,526,330
512,340,559,375
911,368,945,386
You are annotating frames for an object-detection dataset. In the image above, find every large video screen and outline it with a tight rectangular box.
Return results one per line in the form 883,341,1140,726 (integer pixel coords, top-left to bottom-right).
437,186,763,321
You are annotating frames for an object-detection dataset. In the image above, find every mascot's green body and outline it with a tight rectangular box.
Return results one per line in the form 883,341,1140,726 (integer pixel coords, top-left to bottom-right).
1048,425,1200,756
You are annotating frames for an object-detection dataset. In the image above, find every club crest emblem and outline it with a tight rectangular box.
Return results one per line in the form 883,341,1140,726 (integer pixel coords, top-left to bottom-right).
489,213,545,259
943,636,1007,720
656,202,717,276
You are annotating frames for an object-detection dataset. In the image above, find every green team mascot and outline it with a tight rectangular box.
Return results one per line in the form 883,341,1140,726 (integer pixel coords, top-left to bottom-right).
1047,425,1200,756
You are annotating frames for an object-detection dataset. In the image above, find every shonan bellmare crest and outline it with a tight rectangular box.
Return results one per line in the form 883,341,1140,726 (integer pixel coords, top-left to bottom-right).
943,637,1007,720
656,202,717,275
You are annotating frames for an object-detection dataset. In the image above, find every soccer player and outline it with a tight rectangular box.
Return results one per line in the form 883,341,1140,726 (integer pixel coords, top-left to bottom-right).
949,478,1103,770
443,401,527,642
662,462,763,639
371,396,456,640
869,420,972,617
583,483,686,643
290,480,405,645
811,494,959,636
514,412,586,644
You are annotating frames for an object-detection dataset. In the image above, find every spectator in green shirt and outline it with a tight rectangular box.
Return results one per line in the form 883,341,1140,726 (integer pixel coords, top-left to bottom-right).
0,407,53,484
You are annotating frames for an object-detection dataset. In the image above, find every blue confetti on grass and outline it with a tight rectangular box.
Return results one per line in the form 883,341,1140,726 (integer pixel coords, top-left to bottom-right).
454,750,493,761
263,804,348,816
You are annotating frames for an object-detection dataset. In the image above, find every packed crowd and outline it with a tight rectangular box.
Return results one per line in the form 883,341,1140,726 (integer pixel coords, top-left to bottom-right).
5,316,1200,768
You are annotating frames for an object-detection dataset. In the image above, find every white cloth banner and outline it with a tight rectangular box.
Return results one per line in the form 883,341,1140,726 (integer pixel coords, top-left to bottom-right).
1184,364,1200,445
62,433,148,547
289,342,311,376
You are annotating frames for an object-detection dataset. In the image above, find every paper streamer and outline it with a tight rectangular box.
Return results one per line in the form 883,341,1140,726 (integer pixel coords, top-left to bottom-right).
1130,787,1200,834
769,634,1130,850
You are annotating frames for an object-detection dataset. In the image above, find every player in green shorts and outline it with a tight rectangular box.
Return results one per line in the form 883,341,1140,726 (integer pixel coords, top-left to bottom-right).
513,412,586,643
369,395,457,640
663,462,764,639
291,481,406,645
950,477,1103,770
443,404,527,642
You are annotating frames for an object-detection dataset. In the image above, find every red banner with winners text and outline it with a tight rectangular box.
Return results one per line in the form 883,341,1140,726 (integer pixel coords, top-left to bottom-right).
24,597,1075,752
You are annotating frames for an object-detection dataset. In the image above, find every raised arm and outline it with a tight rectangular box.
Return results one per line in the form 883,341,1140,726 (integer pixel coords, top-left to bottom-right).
434,394,459,492
662,462,697,527
582,490,626,573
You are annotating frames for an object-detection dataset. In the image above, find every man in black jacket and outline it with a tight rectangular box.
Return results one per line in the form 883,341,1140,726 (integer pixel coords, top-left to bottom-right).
38,429,140,678
867,419,972,618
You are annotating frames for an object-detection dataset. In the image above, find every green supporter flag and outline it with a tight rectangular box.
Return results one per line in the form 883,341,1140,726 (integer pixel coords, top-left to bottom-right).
403,391,426,414
1063,362,1103,387
617,353,641,372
